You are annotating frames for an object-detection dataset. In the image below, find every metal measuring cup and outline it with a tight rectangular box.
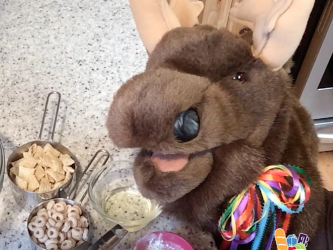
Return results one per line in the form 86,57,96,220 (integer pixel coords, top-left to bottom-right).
0,141,5,195
27,149,110,250
7,91,82,211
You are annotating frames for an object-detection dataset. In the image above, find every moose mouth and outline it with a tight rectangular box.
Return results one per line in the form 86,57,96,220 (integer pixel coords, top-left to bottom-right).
150,152,190,172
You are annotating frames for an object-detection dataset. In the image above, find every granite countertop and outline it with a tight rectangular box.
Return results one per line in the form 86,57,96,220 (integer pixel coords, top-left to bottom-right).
0,0,215,249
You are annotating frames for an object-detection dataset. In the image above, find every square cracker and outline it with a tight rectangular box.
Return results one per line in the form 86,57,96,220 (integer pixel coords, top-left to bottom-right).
51,156,64,174
44,143,61,158
10,163,20,177
47,173,56,183
38,177,52,193
59,154,74,166
38,152,54,169
32,145,45,160
15,176,28,190
27,175,40,192
46,169,65,182
35,164,45,181
21,152,38,168
18,166,35,182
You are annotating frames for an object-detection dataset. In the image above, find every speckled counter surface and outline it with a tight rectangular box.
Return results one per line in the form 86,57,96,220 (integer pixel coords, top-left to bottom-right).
0,0,215,249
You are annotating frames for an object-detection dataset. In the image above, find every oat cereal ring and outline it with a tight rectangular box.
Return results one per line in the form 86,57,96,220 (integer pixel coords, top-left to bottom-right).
46,243,58,250
72,227,83,241
39,243,46,249
60,239,74,250
37,208,47,215
66,204,72,210
34,216,47,227
66,230,72,239
73,205,82,215
46,222,52,229
76,240,84,247
28,222,38,232
52,212,64,221
38,211,49,220
80,216,88,228
45,238,58,246
47,200,55,210
47,227,59,239
33,228,45,239
54,203,66,213
61,221,71,233
82,228,89,241
31,216,38,223
55,220,64,230
48,218,56,227
68,207,80,215
68,212,80,220
57,232,65,243
31,235,38,244
48,209,56,218
67,217,77,228
69,238,76,247
76,219,82,228
38,234,49,243
59,201,68,210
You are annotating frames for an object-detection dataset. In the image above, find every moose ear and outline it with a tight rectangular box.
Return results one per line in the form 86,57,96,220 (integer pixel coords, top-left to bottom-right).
129,0,181,54
231,0,315,71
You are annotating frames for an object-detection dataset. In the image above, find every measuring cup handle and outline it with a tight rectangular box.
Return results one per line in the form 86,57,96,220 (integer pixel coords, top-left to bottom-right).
39,91,61,141
67,149,111,199
87,224,128,250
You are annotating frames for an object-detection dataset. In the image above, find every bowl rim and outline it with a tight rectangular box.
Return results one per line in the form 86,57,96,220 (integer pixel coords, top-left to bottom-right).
133,231,195,250
88,160,163,226
0,141,5,194
6,140,79,195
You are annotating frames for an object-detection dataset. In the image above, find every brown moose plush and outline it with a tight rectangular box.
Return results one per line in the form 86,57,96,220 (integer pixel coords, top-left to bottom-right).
106,25,327,249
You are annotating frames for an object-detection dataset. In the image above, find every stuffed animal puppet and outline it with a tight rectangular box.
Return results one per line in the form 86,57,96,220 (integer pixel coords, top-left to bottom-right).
107,25,325,249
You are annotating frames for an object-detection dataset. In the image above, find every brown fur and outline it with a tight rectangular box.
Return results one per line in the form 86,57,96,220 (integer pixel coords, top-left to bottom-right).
107,25,325,249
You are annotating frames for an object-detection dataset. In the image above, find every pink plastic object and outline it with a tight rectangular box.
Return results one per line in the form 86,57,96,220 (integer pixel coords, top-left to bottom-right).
133,231,194,250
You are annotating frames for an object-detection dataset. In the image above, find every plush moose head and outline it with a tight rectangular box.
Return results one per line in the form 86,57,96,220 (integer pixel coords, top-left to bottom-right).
106,25,325,249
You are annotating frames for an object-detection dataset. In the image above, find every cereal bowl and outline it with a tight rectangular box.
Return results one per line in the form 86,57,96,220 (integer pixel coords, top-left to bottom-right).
6,92,81,211
0,141,5,194
7,141,80,211
88,160,163,232
27,198,91,250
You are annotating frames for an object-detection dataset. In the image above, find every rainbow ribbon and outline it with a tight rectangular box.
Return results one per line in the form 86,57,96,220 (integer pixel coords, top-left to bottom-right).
218,164,311,250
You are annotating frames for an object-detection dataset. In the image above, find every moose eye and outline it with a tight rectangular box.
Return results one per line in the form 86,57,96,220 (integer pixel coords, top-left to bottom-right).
174,108,199,143
233,72,245,82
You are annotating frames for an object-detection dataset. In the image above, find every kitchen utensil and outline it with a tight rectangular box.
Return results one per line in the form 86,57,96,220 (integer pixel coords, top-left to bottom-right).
88,160,162,232
27,149,110,250
133,231,195,250
7,91,82,211
0,141,5,194
87,224,128,250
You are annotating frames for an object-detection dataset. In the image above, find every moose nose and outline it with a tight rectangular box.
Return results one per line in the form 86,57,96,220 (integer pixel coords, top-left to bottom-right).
174,108,200,142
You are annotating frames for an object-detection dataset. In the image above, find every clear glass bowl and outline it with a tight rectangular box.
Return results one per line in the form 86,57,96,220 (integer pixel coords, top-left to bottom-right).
0,141,5,195
88,160,162,232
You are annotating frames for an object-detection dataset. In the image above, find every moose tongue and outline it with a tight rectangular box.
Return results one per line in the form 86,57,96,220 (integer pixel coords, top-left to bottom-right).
151,153,189,172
